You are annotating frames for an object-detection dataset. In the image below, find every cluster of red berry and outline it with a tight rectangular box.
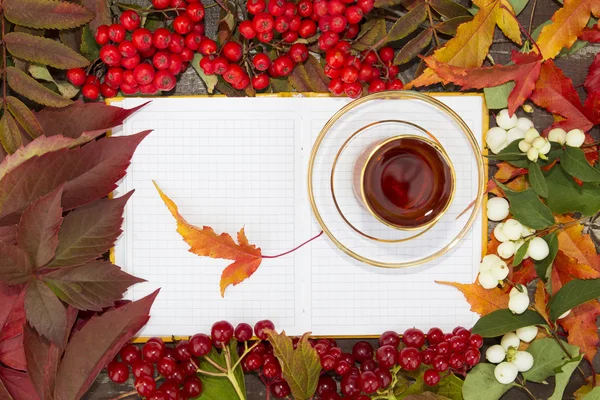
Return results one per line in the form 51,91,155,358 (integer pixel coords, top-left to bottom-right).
66,0,205,100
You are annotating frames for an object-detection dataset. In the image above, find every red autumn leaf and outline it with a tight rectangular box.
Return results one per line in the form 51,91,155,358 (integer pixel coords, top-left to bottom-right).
494,162,528,183
422,51,542,115
0,284,26,371
23,324,61,400
579,26,600,42
0,366,40,400
583,53,600,125
0,241,33,285
24,279,67,345
436,281,510,316
0,131,151,226
554,215,600,272
530,60,595,132
551,251,600,362
154,182,263,297
0,225,17,244
510,259,537,287
54,290,159,400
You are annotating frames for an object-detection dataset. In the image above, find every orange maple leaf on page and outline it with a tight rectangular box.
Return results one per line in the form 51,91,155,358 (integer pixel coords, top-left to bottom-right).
406,0,521,88
153,182,262,297
437,281,509,316
536,0,600,60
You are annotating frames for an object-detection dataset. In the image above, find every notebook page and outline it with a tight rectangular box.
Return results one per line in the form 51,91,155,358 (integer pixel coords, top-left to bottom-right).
300,96,484,336
112,97,312,337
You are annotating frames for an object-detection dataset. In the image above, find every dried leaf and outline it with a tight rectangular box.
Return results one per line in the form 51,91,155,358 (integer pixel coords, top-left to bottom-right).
4,33,89,70
267,331,321,400
0,242,33,285
494,162,527,182
59,30,80,52
6,67,71,108
428,0,471,19
4,0,94,30
0,113,23,155
0,366,40,400
50,193,133,268
352,18,387,51
55,290,158,400
43,261,144,311
386,3,427,43
394,29,433,65
436,280,510,316
0,131,151,225
435,16,473,35
288,54,329,92
82,0,111,33
24,324,61,400
6,96,44,139
24,279,67,345
17,185,63,269
554,215,599,271
536,0,600,60
154,182,263,297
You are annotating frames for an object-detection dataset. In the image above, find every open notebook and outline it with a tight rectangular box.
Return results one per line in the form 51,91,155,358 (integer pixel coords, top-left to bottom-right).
110,94,487,338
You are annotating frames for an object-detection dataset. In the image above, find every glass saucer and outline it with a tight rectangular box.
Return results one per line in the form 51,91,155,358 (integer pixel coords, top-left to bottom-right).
307,91,486,268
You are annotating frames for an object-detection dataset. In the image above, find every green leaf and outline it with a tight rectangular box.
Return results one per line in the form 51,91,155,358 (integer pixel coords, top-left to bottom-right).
522,338,579,382
28,64,79,99
4,0,94,30
270,77,292,93
7,67,72,108
192,54,218,94
435,16,472,35
0,112,23,155
534,232,558,282
545,165,600,216
394,28,433,65
528,161,549,197
386,3,427,43
288,54,329,92
548,354,583,400
80,25,100,62
197,341,246,400
6,96,44,139
24,279,67,345
512,240,530,267
428,0,471,18
472,309,546,338
352,18,387,51
495,182,555,229
484,82,515,110
485,140,525,161
562,146,600,183
549,279,600,321
462,364,511,400
435,373,464,400
268,330,321,400
4,32,89,70
507,0,529,15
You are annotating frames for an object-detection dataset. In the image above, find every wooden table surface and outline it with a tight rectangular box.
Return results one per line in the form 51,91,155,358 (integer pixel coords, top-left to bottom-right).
87,0,600,398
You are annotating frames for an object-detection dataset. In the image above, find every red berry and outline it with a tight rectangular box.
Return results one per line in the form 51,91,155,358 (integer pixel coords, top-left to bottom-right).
318,31,339,50
122,70,137,86
100,44,122,67
132,28,153,51
358,64,374,82
182,376,203,398
449,353,465,370
175,340,192,361
82,83,100,100
341,66,358,83
166,33,184,55
326,49,346,68
95,25,110,45
147,393,167,400
185,32,203,50
321,354,336,370
120,82,139,95
170,0,185,7
199,55,215,74
254,319,275,340
397,347,421,370
153,28,172,49
120,10,141,31
136,375,156,397
469,334,484,349
107,361,129,384
319,14,333,32
387,78,404,90
139,46,156,58
120,344,141,365
118,40,138,58
297,0,313,17
298,19,317,38
274,15,290,33
427,327,444,345
374,367,392,388
324,64,341,79
330,14,347,33
316,376,336,395
212,320,234,346
454,327,471,341
352,341,373,363
186,3,206,22
101,83,119,97
233,323,253,342
262,362,282,379
173,15,193,35
433,355,449,372
222,42,243,62
345,5,363,23
154,71,176,91
282,30,298,42
157,356,177,377
251,73,270,90
449,336,467,353
153,51,170,70
360,359,377,372
258,30,274,43
359,370,380,394
66,68,86,86
424,369,441,386
284,1,297,18
344,23,360,38
190,333,212,357
341,373,361,397
403,328,425,348
85,75,100,85
252,53,271,71
436,341,451,356
139,82,158,94
378,46,394,63
121,54,141,69
465,348,481,366
109,24,126,43
421,347,436,364
223,64,245,84
328,77,344,95
152,0,171,9
212,56,229,75
199,37,217,55
168,53,183,75
268,0,286,16
166,366,185,384
362,50,378,64
328,0,346,14
357,0,374,13
132,360,154,379
158,382,180,400
271,381,291,398
288,43,308,63
368,78,386,93
387,64,400,76
133,63,155,85
239,21,257,39
253,12,274,33
376,345,397,369
247,0,267,14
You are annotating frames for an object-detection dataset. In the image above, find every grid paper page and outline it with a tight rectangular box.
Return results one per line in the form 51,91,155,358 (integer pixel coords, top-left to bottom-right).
112,95,485,337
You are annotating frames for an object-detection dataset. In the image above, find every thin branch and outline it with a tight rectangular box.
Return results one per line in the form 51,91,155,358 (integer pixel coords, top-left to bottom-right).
426,5,440,48
528,0,538,36
232,340,263,370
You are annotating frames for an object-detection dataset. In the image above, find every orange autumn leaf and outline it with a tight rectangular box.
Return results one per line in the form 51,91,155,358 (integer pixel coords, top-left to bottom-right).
494,162,528,183
536,0,600,60
437,281,509,316
153,182,262,297
511,259,537,287
555,215,600,272
407,0,521,88
534,279,549,322
489,175,528,197
487,234,501,255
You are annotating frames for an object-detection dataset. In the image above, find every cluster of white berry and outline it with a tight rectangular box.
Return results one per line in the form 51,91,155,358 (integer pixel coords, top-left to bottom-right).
495,219,549,261
485,327,537,384
486,109,534,154
517,128,551,162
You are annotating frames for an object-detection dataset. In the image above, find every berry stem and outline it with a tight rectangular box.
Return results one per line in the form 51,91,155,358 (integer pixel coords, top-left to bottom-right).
262,231,324,259
232,340,262,371
204,354,229,373
110,390,139,400
190,357,228,377
515,377,536,400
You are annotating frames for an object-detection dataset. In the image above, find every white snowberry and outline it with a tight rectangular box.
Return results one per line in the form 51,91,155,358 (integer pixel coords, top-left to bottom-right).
509,292,530,314
516,325,538,343
519,140,531,152
566,129,585,147
497,241,516,259
501,332,521,350
491,259,509,280
527,147,539,162
521,225,535,237
532,136,546,150
510,284,526,297
486,127,509,154
494,362,519,384
548,128,567,145
486,344,507,363
524,128,540,144
516,117,534,132
539,140,552,155
487,197,510,221
512,351,534,372
507,127,525,144
494,223,510,242
528,237,550,261
480,254,503,273
559,309,571,319
503,219,523,241
478,272,499,289
496,109,518,130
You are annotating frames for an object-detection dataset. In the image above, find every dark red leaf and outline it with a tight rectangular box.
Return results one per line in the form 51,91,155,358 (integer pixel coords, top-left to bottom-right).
0,283,26,371
0,242,33,284
55,290,159,400
24,279,67,345
81,0,111,33
0,131,151,225
0,225,17,244
579,27,600,42
24,324,61,400
0,366,39,400
584,53,600,95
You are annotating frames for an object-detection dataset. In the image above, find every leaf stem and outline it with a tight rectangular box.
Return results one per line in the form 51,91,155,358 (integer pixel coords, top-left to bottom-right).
500,5,541,56
228,371,247,400
262,231,324,259
527,0,538,35
535,214,595,237
516,378,536,400
426,5,440,48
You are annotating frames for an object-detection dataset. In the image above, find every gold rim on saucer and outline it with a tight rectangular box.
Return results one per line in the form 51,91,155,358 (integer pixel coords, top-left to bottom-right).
308,90,486,268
